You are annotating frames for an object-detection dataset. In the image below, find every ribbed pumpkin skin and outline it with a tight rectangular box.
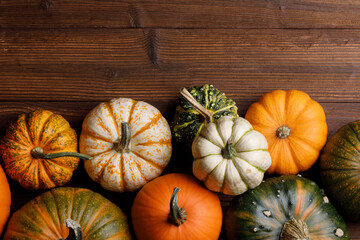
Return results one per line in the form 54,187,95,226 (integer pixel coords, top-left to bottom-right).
171,84,238,149
225,175,349,240
320,120,360,221
80,98,172,192
131,173,223,240
245,90,327,174
4,187,131,240
0,165,11,236
192,116,271,195
0,110,80,190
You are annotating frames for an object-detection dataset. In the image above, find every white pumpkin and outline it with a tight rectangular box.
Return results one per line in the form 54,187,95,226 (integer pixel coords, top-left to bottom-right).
192,116,271,195
80,98,172,192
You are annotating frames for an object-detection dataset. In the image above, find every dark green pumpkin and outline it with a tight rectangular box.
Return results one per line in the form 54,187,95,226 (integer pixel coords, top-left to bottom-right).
225,175,349,240
171,84,238,149
4,187,131,240
320,120,360,221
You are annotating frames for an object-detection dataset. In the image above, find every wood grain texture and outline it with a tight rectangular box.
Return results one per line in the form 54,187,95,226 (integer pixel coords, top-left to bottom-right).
1,29,360,102
1,0,360,28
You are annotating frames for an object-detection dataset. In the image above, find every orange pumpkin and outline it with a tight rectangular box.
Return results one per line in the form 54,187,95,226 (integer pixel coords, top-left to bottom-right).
0,110,91,190
0,165,11,236
245,90,327,174
131,173,222,240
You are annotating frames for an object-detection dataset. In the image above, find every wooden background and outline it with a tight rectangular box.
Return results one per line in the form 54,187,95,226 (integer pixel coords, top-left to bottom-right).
1,0,360,239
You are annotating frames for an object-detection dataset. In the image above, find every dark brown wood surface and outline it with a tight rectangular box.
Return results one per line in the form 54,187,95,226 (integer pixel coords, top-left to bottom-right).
1,0,360,239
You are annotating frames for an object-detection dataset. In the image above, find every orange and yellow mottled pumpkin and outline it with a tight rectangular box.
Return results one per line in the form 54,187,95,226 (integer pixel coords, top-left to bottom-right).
0,110,90,190
80,98,172,192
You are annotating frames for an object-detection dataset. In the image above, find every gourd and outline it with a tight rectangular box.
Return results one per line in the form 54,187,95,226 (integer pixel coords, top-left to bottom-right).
0,110,90,190
192,116,271,195
245,90,327,174
79,98,172,192
225,175,349,240
131,173,222,240
171,84,238,149
4,187,131,240
0,165,11,236
320,120,360,221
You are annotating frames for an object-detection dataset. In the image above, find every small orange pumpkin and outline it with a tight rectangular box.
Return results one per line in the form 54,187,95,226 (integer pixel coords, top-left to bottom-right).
0,110,90,190
245,90,327,174
131,173,223,240
0,165,11,236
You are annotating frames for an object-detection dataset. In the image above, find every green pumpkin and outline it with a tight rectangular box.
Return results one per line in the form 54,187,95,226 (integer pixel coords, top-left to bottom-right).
225,175,349,240
171,84,238,149
320,120,360,221
4,187,131,240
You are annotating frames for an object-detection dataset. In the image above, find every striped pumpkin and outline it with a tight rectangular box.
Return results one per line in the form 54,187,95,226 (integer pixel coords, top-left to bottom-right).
4,187,131,240
225,175,349,240
192,116,271,195
80,98,172,192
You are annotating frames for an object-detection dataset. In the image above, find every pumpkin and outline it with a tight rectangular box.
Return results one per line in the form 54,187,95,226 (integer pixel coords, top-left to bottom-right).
4,187,131,240
171,84,238,149
320,120,360,221
192,116,271,195
0,165,11,236
131,173,222,240
225,175,349,240
0,110,90,190
79,98,172,192
245,90,327,174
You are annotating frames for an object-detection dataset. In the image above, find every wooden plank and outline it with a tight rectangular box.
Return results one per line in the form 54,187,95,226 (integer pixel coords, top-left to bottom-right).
1,101,360,239
1,0,360,28
1,29,360,102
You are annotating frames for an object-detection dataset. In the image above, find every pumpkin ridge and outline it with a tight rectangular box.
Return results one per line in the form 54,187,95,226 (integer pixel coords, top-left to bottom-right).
3,135,31,149
133,139,171,146
42,128,72,149
76,191,96,229
5,229,46,240
195,153,220,160
199,134,223,149
24,113,36,146
84,218,122,239
234,155,264,173
119,154,126,191
333,136,360,158
6,156,32,181
324,148,360,165
38,160,57,188
214,121,226,146
45,157,76,171
344,125,360,151
131,113,162,139
285,92,313,126
204,159,225,183
104,229,129,240
37,113,57,147
31,197,63,238
80,130,114,144
95,112,114,138
132,151,163,170
48,189,66,235
104,102,120,136
237,148,268,153
127,99,138,123
94,152,118,182
233,128,254,149
18,204,59,239
348,123,360,144
86,148,113,159
220,160,229,192
82,201,111,235
286,141,302,171
131,153,148,182
231,158,249,190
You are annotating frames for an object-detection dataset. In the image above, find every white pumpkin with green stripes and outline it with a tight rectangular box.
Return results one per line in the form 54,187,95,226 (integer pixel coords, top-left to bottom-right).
192,116,271,195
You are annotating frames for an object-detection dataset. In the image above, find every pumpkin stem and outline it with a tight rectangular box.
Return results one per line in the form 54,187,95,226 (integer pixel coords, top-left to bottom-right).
113,122,131,153
58,219,83,240
222,141,236,159
280,218,310,240
31,147,92,160
276,125,291,139
168,187,187,226
180,87,213,123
